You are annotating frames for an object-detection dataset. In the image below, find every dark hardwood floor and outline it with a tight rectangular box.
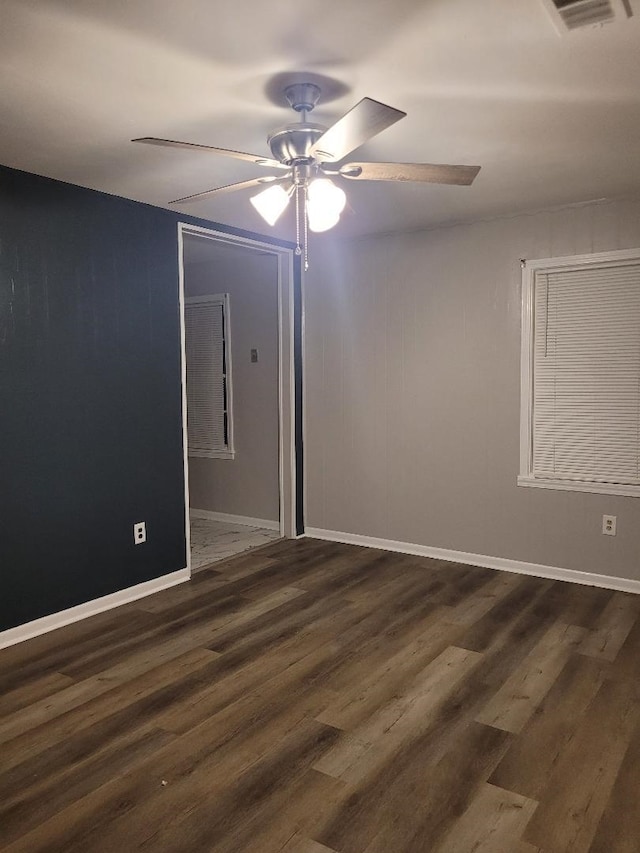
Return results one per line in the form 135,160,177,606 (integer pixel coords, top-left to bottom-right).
1,537,640,852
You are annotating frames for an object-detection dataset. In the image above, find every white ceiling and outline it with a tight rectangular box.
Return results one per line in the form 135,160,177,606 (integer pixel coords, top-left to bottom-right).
2,0,640,239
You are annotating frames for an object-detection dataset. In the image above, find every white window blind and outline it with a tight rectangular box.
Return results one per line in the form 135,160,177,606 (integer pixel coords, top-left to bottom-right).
530,259,640,488
184,295,233,459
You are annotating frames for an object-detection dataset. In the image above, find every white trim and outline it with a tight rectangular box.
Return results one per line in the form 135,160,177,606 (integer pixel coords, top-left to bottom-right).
524,247,640,273
190,508,280,531
0,569,190,651
519,256,535,480
178,223,297,540
519,247,640,497
222,291,235,458
517,475,640,498
177,228,193,578
305,528,640,595
284,249,297,537
278,250,297,538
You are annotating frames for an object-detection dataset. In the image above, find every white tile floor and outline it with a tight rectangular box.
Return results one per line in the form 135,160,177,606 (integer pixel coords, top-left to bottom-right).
189,515,281,571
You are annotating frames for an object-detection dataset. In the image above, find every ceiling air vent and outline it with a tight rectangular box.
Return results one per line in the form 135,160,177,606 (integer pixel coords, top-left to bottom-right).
541,0,631,33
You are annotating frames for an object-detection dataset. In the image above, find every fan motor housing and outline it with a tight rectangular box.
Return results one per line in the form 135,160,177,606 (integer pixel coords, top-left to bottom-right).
267,122,327,165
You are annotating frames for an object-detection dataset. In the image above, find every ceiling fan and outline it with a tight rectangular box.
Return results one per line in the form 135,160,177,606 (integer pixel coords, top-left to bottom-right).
133,83,480,269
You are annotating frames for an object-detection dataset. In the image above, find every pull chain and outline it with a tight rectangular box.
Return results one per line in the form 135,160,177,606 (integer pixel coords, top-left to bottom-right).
294,185,302,258
303,185,309,272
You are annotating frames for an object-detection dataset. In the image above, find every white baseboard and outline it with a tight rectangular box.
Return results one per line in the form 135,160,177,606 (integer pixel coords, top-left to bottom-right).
305,528,640,595
190,508,280,531
0,568,190,651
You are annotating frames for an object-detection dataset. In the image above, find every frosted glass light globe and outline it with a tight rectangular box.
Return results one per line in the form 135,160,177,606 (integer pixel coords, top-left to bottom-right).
307,179,346,232
250,184,291,226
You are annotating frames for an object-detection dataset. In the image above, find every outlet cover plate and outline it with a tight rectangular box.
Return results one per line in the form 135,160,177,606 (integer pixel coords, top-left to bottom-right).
134,521,147,544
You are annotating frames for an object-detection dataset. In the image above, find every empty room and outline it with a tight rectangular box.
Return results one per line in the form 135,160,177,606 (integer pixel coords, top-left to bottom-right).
1,1,640,851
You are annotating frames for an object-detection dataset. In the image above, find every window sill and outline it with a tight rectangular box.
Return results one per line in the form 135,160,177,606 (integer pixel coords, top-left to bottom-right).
188,450,235,461
517,475,640,498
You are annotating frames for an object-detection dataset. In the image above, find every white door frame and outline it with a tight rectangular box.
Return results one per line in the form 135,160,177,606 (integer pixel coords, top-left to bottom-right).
178,222,298,574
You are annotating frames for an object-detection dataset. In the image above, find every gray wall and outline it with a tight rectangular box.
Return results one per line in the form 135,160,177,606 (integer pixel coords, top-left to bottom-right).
185,243,279,523
305,198,640,581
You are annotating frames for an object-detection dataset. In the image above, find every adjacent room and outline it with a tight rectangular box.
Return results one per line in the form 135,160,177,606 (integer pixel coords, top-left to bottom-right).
1,0,640,850
182,234,282,569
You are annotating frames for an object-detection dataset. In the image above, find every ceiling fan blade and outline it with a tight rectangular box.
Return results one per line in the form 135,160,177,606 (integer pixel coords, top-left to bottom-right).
132,137,287,170
339,162,481,185
170,176,286,205
309,98,406,163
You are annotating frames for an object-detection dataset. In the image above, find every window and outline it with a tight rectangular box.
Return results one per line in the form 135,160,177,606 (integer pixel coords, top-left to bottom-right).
184,294,234,459
519,248,640,497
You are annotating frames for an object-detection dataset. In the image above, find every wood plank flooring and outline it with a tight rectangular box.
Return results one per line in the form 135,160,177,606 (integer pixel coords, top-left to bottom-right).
1,538,640,852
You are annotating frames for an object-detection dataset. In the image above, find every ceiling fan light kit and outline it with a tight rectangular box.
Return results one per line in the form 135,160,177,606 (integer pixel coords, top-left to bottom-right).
133,81,481,269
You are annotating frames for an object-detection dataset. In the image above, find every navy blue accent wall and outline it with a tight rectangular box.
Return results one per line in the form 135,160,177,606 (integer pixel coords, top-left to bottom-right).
0,164,301,633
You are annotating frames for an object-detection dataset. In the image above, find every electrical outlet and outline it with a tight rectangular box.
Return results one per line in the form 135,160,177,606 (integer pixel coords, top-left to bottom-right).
133,521,146,544
602,515,616,536
250,348,258,363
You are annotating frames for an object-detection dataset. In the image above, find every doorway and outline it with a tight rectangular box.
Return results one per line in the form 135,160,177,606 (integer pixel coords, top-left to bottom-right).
178,224,298,573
